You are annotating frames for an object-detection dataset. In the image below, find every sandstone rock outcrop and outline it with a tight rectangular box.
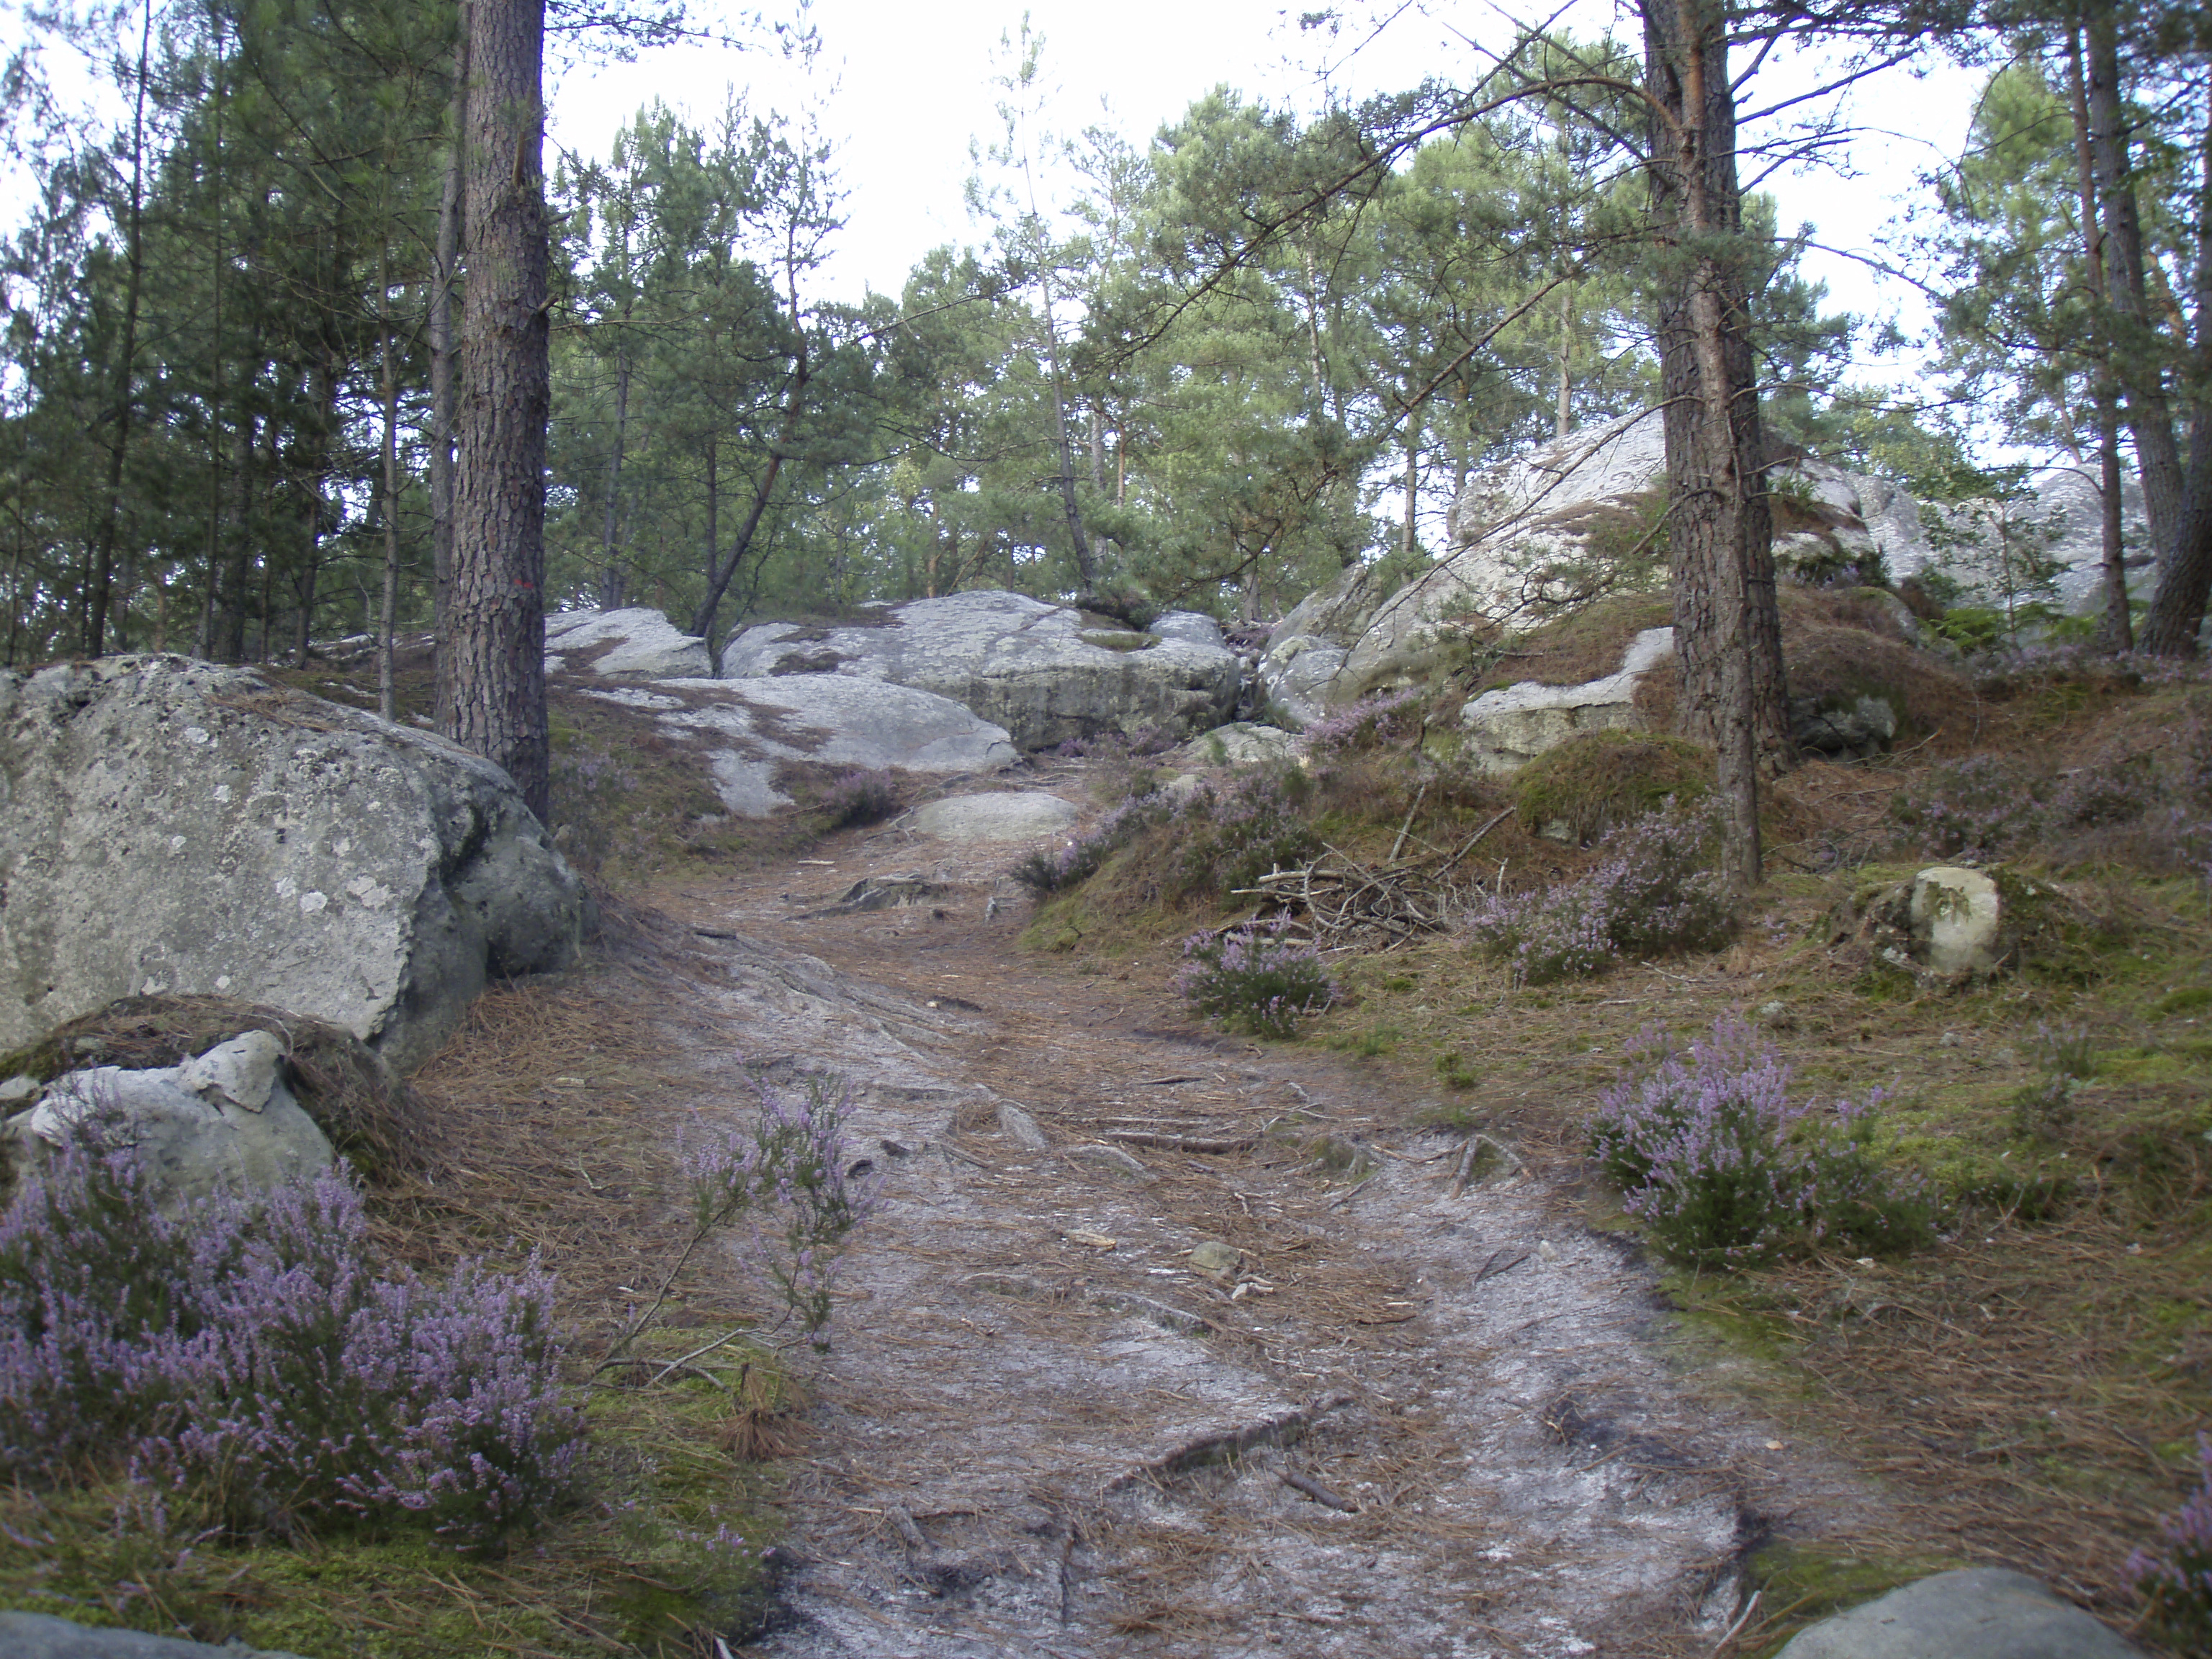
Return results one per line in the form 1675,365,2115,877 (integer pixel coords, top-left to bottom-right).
1269,407,2147,727
719,591,1241,750
0,656,588,1070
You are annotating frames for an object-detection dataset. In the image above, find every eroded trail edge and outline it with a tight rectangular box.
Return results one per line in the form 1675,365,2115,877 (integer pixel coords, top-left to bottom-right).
657,814,1865,1659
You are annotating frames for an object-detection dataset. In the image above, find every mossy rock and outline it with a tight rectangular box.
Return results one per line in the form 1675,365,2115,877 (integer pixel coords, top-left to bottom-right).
0,994,435,1182
1509,729,1712,842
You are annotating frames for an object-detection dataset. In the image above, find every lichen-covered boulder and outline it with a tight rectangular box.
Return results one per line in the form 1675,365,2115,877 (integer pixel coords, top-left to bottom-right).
544,606,712,678
718,591,1241,750
0,656,588,1071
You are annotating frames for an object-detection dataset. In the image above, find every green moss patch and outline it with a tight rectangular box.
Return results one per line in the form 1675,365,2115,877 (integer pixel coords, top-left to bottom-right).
1509,729,1712,842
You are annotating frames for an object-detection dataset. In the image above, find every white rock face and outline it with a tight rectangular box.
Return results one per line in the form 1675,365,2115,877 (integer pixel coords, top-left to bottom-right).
719,591,1241,750
583,675,1017,817
0,657,588,1071
545,607,713,678
912,793,1079,842
1910,866,2005,979
7,1030,334,1210
1459,627,1675,774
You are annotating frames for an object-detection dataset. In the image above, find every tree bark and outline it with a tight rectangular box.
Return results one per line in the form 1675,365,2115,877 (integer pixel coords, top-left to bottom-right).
378,256,402,719
2138,78,2212,657
2064,26,2134,652
429,4,470,727
1642,0,1789,892
2083,6,2186,572
448,0,552,819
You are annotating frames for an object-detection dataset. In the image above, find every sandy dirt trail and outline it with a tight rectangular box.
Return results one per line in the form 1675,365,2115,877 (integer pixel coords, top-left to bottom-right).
652,776,1864,1659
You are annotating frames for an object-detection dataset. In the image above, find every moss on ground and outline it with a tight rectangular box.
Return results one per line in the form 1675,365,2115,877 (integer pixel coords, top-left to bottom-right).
1507,729,1712,842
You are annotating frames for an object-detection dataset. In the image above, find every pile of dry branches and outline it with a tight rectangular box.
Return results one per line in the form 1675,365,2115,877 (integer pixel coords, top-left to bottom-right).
1229,807,1512,950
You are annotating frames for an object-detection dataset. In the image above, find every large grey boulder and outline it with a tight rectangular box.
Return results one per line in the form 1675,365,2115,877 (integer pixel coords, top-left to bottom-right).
1459,626,1675,774
580,675,1017,817
4,1031,333,1209
1772,1568,2144,1659
0,656,588,1071
719,591,1241,750
544,606,713,677
0,1611,310,1659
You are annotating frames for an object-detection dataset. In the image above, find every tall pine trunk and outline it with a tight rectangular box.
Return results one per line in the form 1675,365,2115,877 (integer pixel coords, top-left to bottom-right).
2066,25,2134,652
2137,80,2212,657
1643,0,1790,893
2084,7,2186,572
429,5,469,727
449,0,552,819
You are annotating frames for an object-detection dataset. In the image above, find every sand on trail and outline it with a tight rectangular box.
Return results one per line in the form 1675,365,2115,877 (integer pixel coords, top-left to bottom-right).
651,772,1869,1659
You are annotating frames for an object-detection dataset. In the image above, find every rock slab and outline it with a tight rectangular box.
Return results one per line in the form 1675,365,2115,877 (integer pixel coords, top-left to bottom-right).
5,1030,333,1208
0,657,588,1071
1772,1568,2144,1659
1459,626,1674,773
912,793,1078,843
0,1611,309,1659
719,592,1241,750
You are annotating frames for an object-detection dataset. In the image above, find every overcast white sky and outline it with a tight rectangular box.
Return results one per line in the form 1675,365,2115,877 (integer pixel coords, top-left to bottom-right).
547,0,1991,384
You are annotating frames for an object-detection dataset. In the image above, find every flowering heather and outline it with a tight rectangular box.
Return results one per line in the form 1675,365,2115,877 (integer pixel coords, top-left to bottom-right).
0,1138,577,1546
1887,755,2046,860
680,1073,883,1349
1173,918,1336,1038
1461,804,1735,984
1011,791,1169,897
1589,1017,1929,1267
2126,1434,2212,1647
1302,690,1426,756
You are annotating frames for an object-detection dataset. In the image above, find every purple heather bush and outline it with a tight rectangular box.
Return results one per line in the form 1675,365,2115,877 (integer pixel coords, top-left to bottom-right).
680,1073,884,1350
1173,917,1336,1038
1590,1017,1930,1267
2126,1434,2212,1647
0,1137,577,1546
1461,804,1735,984
1886,755,2046,861
1302,690,1426,757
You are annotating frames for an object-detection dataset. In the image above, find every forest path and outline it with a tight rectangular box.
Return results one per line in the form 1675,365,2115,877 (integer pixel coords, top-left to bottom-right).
647,770,1870,1659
